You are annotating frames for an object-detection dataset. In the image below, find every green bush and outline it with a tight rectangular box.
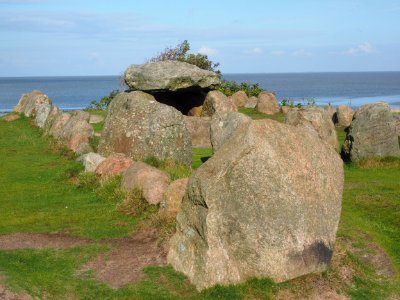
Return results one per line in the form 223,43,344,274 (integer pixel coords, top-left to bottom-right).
88,90,119,110
218,80,264,97
148,40,221,75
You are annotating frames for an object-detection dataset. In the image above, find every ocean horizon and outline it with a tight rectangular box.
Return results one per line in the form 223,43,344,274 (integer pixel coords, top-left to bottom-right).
1,71,400,114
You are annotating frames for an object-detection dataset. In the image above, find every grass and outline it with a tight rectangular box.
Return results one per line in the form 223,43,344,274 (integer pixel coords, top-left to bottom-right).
0,116,399,299
239,107,286,122
0,117,139,239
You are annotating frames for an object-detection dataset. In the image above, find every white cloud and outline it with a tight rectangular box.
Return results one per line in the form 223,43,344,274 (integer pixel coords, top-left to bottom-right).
292,49,312,57
345,42,376,56
244,47,262,55
197,46,218,56
270,50,285,56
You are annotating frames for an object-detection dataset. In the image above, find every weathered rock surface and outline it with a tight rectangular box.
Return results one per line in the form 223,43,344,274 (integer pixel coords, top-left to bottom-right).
230,91,248,108
95,153,134,178
35,103,52,128
285,107,338,150
245,96,258,109
255,92,280,115
336,105,354,127
77,152,106,173
43,105,62,134
98,91,192,166
160,178,189,217
124,61,220,92
14,90,52,117
342,102,400,161
59,111,94,152
184,116,211,148
121,162,170,205
48,112,71,138
201,91,237,117
168,119,343,290
210,112,252,152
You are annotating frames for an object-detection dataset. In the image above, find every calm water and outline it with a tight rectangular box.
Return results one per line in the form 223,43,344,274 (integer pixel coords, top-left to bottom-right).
1,72,400,114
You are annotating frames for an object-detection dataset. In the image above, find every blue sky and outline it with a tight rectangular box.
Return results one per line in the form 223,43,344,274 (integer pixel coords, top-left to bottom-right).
0,0,399,76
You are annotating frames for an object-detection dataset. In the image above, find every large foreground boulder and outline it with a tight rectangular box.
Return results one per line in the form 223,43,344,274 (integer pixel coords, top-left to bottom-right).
342,102,400,161
168,119,343,290
201,91,237,117
285,107,338,150
14,90,52,117
210,112,252,152
98,91,192,166
124,61,220,92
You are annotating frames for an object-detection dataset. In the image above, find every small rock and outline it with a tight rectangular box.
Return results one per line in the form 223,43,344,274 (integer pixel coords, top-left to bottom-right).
245,96,258,109
59,111,94,152
77,152,106,172
121,162,170,205
255,92,280,114
95,153,134,178
201,91,237,117
230,91,248,108
336,105,354,127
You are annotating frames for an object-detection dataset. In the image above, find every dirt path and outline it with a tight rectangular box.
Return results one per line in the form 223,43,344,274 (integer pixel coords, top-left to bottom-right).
79,229,167,288
0,230,167,289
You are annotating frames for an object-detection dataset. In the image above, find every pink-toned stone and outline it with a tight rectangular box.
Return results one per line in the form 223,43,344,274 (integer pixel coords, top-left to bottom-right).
201,91,237,117
336,105,354,127
160,178,189,217
121,162,170,205
184,116,211,148
2,115,20,122
95,153,134,178
230,90,248,108
256,92,280,115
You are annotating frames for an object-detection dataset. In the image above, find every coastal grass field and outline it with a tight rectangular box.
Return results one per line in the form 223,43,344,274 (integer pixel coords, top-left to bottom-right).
0,112,399,299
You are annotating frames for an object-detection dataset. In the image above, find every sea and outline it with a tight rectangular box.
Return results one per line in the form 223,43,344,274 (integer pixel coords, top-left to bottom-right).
1,72,400,115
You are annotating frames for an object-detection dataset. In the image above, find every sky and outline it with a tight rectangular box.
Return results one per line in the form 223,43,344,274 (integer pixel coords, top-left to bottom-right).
0,0,399,76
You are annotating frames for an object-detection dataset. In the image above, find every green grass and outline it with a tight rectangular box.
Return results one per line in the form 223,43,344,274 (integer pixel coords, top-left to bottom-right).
91,121,104,133
239,107,285,122
0,117,139,239
0,117,399,299
192,148,213,169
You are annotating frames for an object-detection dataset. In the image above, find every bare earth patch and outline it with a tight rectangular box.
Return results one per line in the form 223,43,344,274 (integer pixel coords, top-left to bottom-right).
0,233,89,250
79,228,167,288
0,275,36,300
